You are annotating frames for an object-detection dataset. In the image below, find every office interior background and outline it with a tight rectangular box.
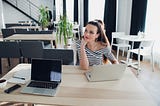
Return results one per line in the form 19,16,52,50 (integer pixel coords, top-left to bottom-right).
0,0,160,105
0,0,160,69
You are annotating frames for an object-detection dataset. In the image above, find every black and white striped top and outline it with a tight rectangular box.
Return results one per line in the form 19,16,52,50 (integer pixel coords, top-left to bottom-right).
76,40,116,66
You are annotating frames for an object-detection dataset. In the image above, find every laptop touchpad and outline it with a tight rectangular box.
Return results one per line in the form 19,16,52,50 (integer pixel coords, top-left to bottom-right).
33,89,44,94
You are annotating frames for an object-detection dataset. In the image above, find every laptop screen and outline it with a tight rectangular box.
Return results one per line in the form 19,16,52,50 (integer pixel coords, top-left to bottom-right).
31,58,62,82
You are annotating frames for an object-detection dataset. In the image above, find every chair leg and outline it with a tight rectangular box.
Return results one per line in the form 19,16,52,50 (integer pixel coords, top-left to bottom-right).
117,47,119,60
151,53,154,72
137,52,141,75
126,50,130,64
7,58,11,66
122,48,125,57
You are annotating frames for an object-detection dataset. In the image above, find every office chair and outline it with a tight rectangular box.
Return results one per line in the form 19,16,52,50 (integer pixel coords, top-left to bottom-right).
73,23,80,40
111,32,131,60
126,40,154,75
1,28,15,38
14,29,28,34
0,41,22,73
43,49,74,65
19,41,44,63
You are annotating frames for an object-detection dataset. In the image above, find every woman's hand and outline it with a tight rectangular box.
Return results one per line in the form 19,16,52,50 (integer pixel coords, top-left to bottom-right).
81,37,87,48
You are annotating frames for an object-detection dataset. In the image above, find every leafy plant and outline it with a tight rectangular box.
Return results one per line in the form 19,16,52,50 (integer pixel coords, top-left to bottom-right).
56,14,73,46
39,5,49,29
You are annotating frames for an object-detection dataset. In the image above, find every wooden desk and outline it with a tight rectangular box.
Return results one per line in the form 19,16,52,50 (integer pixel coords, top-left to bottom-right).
8,26,40,31
0,64,157,106
4,34,56,48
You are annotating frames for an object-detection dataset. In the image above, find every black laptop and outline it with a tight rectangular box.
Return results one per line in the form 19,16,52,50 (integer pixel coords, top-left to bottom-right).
20,58,62,96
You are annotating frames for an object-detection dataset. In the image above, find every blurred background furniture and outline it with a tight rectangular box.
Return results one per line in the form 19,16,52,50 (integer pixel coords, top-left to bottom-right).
126,40,154,75
1,28,15,38
73,23,80,40
0,41,22,74
111,32,131,60
43,49,74,65
3,33,56,48
19,41,44,63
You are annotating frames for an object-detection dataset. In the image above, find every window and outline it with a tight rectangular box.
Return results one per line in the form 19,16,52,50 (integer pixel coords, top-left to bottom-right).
88,0,105,21
55,0,63,21
66,0,74,22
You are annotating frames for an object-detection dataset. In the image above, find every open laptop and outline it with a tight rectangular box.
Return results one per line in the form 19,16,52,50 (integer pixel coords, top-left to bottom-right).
85,64,127,82
20,58,62,96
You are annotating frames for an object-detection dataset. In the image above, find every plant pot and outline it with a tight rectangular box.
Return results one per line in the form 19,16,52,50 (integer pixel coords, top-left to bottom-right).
67,38,72,46
44,28,48,31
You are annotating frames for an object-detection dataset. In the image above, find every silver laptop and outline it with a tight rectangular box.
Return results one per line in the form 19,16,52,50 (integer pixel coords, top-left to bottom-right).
85,64,127,82
20,58,62,96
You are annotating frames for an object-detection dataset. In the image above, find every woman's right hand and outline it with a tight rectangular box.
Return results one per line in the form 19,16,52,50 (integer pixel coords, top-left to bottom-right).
81,37,87,48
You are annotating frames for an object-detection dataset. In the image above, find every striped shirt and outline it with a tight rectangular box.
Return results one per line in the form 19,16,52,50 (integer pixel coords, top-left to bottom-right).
76,40,116,66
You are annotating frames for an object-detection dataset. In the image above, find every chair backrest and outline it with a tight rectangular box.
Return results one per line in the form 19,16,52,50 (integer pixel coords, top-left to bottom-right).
1,28,15,38
0,41,21,58
139,40,154,50
111,32,125,46
43,49,74,65
19,41,44,58
14,29,28,34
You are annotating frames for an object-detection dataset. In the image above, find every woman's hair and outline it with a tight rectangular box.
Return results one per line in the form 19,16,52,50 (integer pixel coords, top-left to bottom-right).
87,21,108,45
94,19,110,46
94,19,103,26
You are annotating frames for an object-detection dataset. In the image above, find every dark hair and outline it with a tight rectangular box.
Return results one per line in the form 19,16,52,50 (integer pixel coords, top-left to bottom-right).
87,21,107,44
94,19,103,25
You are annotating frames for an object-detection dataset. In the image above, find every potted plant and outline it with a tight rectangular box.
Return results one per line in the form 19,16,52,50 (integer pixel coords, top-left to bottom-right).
56,14,73,47
39,5,49,30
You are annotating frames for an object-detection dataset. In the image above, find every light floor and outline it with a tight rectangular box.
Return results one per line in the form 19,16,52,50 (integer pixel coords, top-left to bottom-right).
0,51,160,106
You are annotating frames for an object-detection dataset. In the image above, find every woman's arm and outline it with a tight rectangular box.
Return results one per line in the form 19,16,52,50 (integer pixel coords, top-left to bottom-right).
79,39,89,70
105,46,119,64
111,59,119,64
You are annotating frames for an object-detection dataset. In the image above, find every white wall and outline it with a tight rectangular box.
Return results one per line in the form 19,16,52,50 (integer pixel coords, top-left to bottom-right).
2,0,53,24
0,0,5,31
31,0,53,10
3,2,31,24
0,0,133,34
117,0,132,34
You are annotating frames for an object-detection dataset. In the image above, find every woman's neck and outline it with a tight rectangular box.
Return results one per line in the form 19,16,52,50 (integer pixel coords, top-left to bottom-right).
87,41,99,51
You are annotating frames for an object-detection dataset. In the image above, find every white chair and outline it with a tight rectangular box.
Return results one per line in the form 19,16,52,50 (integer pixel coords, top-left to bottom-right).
73,23,80,40
111,32,131,60
126,40,154,75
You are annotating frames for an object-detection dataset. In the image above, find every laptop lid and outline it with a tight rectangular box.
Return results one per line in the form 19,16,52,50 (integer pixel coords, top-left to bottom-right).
20,58,62,96
85,64,127,82
31,58,62,82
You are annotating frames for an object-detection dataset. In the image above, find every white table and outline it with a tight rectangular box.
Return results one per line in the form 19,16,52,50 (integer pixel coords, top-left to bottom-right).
116,35,154,68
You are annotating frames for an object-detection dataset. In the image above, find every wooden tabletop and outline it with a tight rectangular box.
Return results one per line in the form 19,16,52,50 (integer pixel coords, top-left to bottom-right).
0,64,157,106
3,34,56,48
4,34,55,41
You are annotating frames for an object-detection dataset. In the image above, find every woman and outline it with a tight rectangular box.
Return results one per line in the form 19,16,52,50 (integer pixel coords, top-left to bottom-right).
76,21,118,70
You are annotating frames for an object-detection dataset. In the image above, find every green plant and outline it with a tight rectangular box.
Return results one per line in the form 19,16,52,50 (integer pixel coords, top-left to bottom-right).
56,14,73,46
39,5,49,29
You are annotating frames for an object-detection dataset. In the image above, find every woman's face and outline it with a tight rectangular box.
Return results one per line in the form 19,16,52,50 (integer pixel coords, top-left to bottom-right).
83,24,99,42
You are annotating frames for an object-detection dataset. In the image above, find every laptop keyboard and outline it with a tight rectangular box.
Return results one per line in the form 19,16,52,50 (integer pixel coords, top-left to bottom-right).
27,81,58,89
